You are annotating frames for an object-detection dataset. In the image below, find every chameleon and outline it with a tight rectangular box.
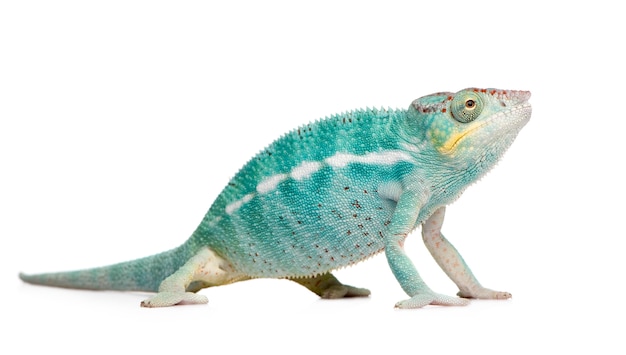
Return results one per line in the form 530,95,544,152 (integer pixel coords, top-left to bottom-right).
19,87,531,309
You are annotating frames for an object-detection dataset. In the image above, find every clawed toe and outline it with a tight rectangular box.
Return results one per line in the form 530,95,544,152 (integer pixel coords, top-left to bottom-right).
141,292,208,308
457,287,512,300
321,285,371,299
395,292,470,309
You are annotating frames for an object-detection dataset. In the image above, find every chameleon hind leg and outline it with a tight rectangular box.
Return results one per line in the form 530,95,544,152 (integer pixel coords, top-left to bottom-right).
141,247,245,307
290,273,371,299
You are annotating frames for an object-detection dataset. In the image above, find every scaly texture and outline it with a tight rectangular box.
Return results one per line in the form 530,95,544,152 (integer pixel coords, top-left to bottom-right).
20,88,531,309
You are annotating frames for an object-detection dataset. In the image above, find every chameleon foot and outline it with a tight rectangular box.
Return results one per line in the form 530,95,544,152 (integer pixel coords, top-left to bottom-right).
458,287,512,300
395,292,470,309
320,284,371,299
140,292,208,308
290,273,370,299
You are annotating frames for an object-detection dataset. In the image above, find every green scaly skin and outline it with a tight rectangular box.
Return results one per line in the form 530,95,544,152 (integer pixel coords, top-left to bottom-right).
20,88,531,309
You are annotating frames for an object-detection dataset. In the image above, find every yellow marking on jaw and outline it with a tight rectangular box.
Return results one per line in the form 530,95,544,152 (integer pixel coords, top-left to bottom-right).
438,122,485,154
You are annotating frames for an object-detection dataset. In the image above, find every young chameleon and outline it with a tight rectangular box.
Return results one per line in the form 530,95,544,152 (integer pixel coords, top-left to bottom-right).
20,88,531,309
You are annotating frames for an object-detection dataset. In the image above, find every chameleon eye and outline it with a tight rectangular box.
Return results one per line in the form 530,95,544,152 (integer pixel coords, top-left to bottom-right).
451,93,483,123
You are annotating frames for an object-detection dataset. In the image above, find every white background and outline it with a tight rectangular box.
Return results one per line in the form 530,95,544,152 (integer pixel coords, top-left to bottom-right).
1,1,624,354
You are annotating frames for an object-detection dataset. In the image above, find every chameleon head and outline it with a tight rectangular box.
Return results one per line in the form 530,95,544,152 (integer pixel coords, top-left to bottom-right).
406,88,531,170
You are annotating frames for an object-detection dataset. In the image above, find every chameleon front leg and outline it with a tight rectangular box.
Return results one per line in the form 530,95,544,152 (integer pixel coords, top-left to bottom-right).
385,190,469,309
422,207,511,300
290,273,371,299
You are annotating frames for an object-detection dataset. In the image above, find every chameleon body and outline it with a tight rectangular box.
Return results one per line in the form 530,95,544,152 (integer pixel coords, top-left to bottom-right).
20,88,531,309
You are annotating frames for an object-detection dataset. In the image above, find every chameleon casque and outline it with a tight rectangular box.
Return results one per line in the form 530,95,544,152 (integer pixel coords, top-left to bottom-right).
20,88,531,309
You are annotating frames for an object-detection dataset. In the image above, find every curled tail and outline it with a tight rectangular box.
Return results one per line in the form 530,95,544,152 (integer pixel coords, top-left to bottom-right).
19,242,198,292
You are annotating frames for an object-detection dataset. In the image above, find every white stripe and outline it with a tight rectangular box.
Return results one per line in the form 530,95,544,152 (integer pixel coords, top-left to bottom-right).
324,150,414,168
227,150,415,213
290,161,322,180
225,193,255,215
257,174,288,194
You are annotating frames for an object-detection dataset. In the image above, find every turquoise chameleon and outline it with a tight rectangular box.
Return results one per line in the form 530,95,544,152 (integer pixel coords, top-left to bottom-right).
20,88,531,309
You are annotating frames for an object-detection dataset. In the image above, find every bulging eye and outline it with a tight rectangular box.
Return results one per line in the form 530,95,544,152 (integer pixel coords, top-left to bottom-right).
451,93,483,123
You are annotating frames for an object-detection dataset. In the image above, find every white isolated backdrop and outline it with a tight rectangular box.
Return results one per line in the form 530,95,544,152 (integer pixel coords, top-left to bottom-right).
1,1,623,354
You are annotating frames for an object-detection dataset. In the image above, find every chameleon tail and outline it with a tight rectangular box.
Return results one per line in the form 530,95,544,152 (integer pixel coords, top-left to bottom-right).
19,241,198,292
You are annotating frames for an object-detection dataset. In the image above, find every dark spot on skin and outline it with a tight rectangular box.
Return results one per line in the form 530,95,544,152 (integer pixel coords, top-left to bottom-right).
229,183,236,187
347,230,352,235
363,232,369,236
365,217,372,221
355,244,360,248
384,220,391,226
358,224,364,229
352,200,361,208
364,190,368,194
318,203,322,208
379,231,384,238
297,220,302,224
344,187,350,191
353,214,357,218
